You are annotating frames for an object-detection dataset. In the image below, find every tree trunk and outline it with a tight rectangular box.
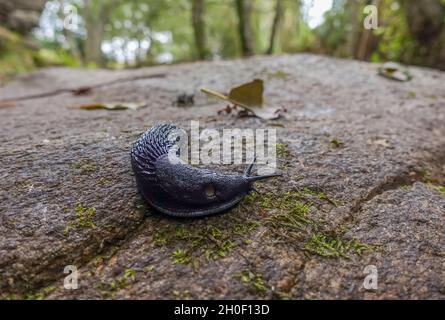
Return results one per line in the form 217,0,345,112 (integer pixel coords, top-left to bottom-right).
235,0,254,56
266,0,283,55
347,0,362,58
191,0,207,60
0,0,47,34
84,0,115,67
403,0,445,69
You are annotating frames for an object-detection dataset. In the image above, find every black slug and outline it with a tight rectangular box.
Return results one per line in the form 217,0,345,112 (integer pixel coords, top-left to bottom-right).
130,123,280,217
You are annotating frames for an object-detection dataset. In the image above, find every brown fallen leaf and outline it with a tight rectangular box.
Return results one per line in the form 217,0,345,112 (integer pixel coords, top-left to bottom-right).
201,79,284,120
76,102,147,111
0,100,17,109
229,79,264,107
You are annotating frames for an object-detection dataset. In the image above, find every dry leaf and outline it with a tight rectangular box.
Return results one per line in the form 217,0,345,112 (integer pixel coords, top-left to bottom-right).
78,102,147,111
228,79,264,107
201,79,284,120
0,100,16,109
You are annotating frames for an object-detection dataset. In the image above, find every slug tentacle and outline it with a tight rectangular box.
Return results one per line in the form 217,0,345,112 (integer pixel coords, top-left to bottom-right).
131,124,280,217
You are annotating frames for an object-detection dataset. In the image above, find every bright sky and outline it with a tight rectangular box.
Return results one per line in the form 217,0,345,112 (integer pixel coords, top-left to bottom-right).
305,0,334,29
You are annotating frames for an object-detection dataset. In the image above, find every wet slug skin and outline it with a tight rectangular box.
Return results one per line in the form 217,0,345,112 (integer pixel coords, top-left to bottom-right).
130,123,280,217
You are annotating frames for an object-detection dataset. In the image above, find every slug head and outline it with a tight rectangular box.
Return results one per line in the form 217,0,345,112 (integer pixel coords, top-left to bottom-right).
155,155,280,206
203,172,281,203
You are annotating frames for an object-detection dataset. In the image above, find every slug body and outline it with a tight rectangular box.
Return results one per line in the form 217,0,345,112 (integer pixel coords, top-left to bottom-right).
131,124,279,217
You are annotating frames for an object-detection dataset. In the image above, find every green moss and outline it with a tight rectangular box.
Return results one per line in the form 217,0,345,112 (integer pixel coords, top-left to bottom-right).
266,70,290,80
154,215,261,268
124,268,137,281
71,160,97,175
433,185,445,195
304,234,373,258
64,204,97,234
216,240,236,257
419,169,431,182
407,91,417,98
143,265,155,273
98,177,112,185
330,139,344,148
233,221,260,235
302,187,343,206
25,286,57,300
172,290,191,300
108,268,138,294
234,270,268,293
5,294,20,300
276,143,292,158
171,249,191,265
247,190,375,259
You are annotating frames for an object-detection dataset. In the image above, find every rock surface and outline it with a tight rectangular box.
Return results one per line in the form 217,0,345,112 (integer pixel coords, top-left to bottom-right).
0,54,444,299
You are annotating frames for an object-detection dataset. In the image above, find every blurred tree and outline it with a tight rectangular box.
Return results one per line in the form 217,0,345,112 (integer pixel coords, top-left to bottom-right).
0,0,47,35
266,0,283,54
4,0,445,71
191,0,207,59
346,0,362,58
84,0,119,66
206,1,240,58
280,0,309,53
235,0,254,56
403,0,445,69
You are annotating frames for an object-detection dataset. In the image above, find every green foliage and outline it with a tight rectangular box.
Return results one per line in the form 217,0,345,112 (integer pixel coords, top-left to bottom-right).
1,0,444,73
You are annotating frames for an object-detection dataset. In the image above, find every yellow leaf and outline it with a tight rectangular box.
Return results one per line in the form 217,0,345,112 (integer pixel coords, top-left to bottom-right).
78,102,147,110
201,79,285,120
228,79,264,107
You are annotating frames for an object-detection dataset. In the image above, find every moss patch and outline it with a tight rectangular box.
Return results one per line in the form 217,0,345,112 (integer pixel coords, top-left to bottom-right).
172,289,191,299
433,185,445,195
71,160,97,175
305,233,373,258
234,270,268,293
97,268,138,298
158,224,240,267
330,139,344,148
266,70,290,80
64,204,97,234
246,190,374,258
276,143,292,158
24,286,57,300
153,215,259,268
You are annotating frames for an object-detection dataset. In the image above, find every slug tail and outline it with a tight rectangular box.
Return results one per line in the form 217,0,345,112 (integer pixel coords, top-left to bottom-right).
131,123,178,181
